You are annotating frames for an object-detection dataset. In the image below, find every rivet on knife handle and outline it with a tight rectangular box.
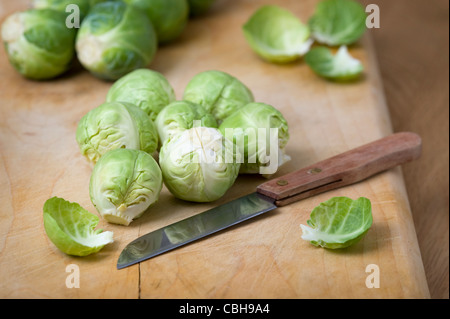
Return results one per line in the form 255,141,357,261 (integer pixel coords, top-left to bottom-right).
256,132,422,206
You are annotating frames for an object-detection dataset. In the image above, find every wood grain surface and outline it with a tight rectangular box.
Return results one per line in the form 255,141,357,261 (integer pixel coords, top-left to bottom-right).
0,0,433,298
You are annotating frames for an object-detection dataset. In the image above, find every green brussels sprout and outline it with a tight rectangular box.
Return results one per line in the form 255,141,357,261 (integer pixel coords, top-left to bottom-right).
106,69,176,121
159,127,240,202
300,197,373,249
219,102,290,176
305,45,364,81
242,5,312,63
155,100,218,146
188,0,216,16
120,0,189,44
183,70,255,123
90,148,163,226
76,101,159,165
43,197,114,256
32,0,91,20
1,9,77,80
75,1,157,80
309,0,367,46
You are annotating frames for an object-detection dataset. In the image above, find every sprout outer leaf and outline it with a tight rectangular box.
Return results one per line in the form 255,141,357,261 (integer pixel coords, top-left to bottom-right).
300,197,373,249
242,5,312,63
43,197,114,256
308,0,367,46
305,45,364,80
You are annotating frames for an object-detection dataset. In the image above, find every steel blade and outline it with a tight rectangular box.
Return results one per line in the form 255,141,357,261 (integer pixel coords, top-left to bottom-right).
117,192,276,269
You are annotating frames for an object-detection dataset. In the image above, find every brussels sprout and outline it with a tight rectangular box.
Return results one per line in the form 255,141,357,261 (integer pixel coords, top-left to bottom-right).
219,102,290,176
183,70,254,123
155,100,217,146
188,0,216,16
90,148,163,226
120,0,189,44
75,1,157,80
43,197,114,256
106,69,176,121
309,0,367,46
32,0,91,20
159,127,240,202
300,197,373,249
1,9,76,80
76,101,158,164
305,46,364,81
242,5,313,63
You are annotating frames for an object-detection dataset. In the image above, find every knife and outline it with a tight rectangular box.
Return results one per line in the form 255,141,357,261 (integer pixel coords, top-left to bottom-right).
117,132,422,269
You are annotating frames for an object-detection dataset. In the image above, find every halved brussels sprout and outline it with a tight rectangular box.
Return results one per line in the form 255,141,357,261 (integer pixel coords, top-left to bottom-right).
159,127,240,202
106,69,176,121
76,101,159,165
120,0,189,44
1,9,77,80
305,45,364,80
300,197,373,249
183,70,254,123
219,102,290,176
90,148,163,226
155,100,217,146
309,0,367,46
242,5,313,63
75,1,157,80
43,197,114,256
188,0,216,16
32,0,91,20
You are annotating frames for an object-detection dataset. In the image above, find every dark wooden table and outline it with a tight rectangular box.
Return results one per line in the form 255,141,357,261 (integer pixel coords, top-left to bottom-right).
362,0,449,299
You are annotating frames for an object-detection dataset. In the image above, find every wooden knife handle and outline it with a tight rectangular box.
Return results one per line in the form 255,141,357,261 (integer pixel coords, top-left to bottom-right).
256,132,422,206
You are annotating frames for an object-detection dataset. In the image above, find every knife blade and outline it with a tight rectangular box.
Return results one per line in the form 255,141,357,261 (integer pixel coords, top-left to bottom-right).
117,132,422,269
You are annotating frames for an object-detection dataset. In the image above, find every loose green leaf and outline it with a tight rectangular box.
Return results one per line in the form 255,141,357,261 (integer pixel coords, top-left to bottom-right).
305,45,363,80
300,197,373,249
43,197,114,256
242,5,312,63
309,0,367,46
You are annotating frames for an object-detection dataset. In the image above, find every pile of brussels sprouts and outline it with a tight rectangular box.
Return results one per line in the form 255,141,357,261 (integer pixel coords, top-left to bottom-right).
1,0,216,81
76,68,290,227
43,68,290,256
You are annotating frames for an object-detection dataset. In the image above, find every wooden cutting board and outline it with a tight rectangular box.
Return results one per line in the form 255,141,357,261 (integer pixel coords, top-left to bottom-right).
0,0,430,298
